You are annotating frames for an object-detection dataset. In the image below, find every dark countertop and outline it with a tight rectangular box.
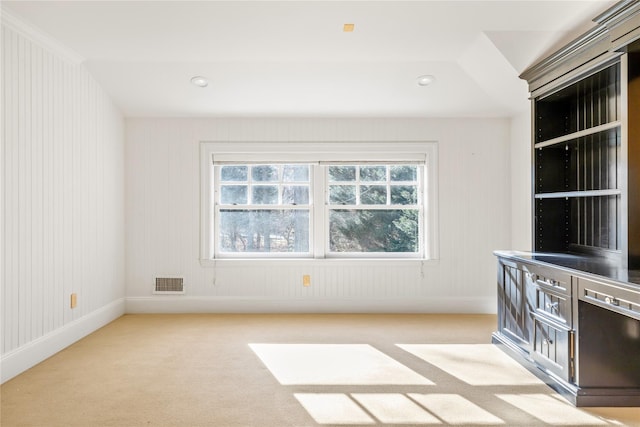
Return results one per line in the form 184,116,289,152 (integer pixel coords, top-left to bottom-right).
494,250,640,288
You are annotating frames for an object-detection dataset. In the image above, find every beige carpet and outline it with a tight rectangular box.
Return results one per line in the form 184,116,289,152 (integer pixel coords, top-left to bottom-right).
1,314,639,426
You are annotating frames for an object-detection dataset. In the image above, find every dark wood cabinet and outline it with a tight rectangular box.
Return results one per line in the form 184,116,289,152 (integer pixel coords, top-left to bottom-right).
495,256,576,387
494,0,640,407
496,259,533,353
494,252,640,406
531,314,573,383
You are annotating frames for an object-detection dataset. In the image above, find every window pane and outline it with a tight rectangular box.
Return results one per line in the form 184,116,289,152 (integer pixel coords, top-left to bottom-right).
391,165,417,181
212,159,426,259
252,186,278,204
390,185,417,204
221,165,247,181
360,165,386,181
360,185,387,204
283,165,309,182
329,209,419,252
252,165,279,182
220,185,248,204
328,166,356,181
219,209,309,252
329,185,356,205
282,186,309,204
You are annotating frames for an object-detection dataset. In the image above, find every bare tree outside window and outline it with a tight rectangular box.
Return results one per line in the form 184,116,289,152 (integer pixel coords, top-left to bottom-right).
217,164,310,254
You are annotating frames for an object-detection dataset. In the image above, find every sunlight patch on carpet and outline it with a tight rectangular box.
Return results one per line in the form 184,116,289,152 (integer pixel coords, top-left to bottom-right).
408,393,505,425
397,344,544,385
496,394,609,425
249,344,433,385
294,393,375,424
351,393,441,424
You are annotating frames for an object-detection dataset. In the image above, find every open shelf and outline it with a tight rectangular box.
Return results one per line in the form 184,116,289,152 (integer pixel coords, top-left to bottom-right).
535,189,621,199
535,195,621,255
535,126,620,194
535,121,621,149
535,63,620,143
533,61,623,261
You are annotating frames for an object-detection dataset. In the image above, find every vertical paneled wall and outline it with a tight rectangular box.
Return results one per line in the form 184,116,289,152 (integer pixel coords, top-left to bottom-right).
510,109,533,251
1,23,125,358
125,118,511,313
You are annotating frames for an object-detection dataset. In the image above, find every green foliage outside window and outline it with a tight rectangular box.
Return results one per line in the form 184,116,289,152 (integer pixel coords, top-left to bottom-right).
329,209,419,253
327,165,420,253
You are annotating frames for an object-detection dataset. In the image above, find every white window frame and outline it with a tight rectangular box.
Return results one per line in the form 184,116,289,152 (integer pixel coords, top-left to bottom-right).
200,141,439,264
215,163,314,258
324,163,424,258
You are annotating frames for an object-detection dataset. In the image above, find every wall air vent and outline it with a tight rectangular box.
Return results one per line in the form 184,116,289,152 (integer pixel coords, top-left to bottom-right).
154,277,185,294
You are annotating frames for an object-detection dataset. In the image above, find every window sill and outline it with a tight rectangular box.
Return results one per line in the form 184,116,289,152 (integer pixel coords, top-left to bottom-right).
199,258,438,268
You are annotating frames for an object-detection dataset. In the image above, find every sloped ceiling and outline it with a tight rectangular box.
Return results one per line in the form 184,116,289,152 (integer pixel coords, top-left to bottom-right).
1,1,617,118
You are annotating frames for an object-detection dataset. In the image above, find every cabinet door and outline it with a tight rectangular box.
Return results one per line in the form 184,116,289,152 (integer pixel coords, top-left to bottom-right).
527,265,572,328
532,315,574,383
497,259,534,353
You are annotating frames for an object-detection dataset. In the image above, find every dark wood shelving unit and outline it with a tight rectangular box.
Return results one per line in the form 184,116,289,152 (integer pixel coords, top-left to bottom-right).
628,50,640,267
493,0,640,407
533,62,623,260
535,64,620,142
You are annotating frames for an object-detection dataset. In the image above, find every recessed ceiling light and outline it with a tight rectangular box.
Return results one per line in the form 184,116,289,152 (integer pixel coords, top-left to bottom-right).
190,76,209,88
343,23,355,32
417,75,436,86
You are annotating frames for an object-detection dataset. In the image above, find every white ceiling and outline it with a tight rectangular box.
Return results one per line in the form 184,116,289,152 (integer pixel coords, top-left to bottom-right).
2,1,617,118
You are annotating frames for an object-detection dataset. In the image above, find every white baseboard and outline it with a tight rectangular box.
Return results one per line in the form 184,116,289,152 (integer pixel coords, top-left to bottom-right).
0,296,494,384
1,299,125,384
125,296,496,315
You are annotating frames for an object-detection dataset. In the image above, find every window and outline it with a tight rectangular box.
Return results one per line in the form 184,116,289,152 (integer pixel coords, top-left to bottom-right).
327,165,421,254
217,164,311,255
200,142,438,262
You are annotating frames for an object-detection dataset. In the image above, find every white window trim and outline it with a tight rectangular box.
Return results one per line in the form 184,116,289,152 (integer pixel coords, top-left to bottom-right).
199,141,439,265
323,164,424,259
214,164,313,258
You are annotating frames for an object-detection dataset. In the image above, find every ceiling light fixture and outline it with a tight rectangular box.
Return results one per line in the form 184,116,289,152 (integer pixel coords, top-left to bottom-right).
343,23,355,32
417,75,436,86
190,76,209,88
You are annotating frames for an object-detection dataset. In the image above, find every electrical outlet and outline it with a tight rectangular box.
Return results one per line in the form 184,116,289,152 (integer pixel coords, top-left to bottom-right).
70,293,77,309
303,275,311,287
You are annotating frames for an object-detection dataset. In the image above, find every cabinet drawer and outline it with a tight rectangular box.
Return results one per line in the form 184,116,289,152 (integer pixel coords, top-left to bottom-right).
533,284,572,326
577,277,640,321
532,315,574,383
523,263,571,295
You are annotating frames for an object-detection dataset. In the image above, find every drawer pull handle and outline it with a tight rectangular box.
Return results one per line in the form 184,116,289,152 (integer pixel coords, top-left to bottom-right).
545,302,559,311
538,279,560,287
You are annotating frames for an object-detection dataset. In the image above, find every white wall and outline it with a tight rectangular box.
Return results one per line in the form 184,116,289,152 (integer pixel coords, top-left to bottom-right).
1,17,125,382
125,118,511,314
509,107,533,250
